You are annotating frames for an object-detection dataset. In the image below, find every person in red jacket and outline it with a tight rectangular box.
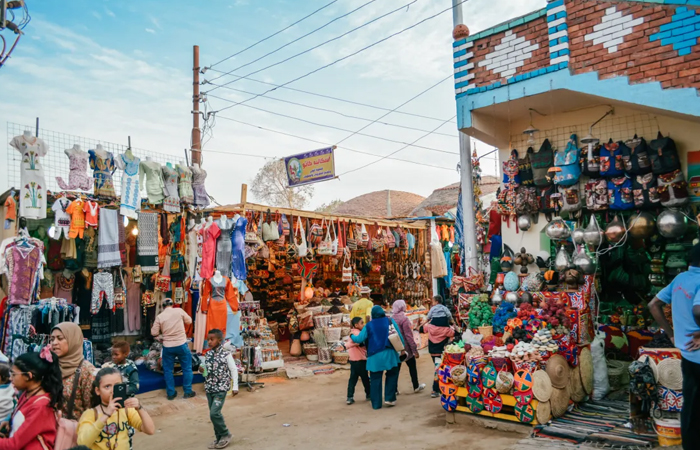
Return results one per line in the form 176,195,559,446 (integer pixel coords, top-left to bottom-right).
0,347,63,450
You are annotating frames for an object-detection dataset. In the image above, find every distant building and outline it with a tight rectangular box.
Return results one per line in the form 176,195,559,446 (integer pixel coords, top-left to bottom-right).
333,190,425,219
410,176,499,218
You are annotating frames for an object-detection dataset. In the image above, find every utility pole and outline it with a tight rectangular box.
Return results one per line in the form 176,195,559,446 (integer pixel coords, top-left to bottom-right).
191,45,202,166
452,0,478,272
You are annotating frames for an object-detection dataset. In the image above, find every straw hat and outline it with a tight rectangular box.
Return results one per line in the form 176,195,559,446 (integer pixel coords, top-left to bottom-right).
546,355,570,389
531,370,553,402
579,346,594,395
569,365,586,402
637,355,659,382
536,400,552,425
657,358,683,391
550,385,571,418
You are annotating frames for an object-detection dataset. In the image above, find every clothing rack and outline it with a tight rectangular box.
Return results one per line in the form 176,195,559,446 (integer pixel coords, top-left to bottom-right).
239,339,264,392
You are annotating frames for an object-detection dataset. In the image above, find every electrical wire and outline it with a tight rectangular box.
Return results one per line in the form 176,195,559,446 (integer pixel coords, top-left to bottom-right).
205,82,457,138
210,0,467,114
215,115,456,171
209,0,339,69
208,0,378,82
204,71,456,124
207,0,418,92
207,93,458,155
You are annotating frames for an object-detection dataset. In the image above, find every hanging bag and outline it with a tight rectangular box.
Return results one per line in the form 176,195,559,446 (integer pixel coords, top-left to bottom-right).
558,183,583,214
600,140,625,178
385,226,396,249
607,176,634,210
580,143,601,177
649,132,681,175
244,212,259,243
262,210,280,242
531,139,554,187
317,219,333,256
336,219,345,253
295,216,308,257
308,218,324,245
330,219,339,256
553,134,581,186
346,220,357,251
514,186,538,215
622,135,652,175
585,178,609,211
502,149,521,187
518,148,534,186
360,223,369,247
342,249,353,282
632,173,660,209
657,169,689,207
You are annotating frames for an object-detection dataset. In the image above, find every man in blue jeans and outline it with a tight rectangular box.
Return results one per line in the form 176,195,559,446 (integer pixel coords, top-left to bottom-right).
649,244,700,450
151,298,196,400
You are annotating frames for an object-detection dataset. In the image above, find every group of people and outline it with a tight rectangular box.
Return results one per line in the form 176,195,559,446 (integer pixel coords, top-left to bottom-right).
345,295,457,409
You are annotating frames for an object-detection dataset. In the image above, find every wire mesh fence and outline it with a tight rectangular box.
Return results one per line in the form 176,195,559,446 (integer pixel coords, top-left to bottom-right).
5,122,183,195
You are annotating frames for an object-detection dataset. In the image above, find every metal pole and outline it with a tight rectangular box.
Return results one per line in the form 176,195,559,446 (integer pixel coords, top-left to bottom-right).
191,45,202,166
35,117,39,137
452,0,478,271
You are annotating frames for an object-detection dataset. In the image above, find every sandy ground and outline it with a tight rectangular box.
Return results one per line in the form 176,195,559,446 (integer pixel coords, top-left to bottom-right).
134,352,523,450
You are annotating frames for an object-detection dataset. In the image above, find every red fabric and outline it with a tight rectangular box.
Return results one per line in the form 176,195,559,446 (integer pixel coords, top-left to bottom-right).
0,393,57,450
488,209,502,239
423,323,455,344
199,223,221,279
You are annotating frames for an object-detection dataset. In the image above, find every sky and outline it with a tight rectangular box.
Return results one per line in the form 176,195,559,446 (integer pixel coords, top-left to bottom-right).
0,0,546,209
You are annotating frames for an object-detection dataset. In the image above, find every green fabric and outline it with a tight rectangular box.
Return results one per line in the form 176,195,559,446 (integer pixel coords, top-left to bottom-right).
206,392,229,439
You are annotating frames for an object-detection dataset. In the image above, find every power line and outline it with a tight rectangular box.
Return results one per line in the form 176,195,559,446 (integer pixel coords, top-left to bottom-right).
209,0,339,69
207,93,458,155
204,70,456,124
209,0,467,114
206,82,457,138
215,115,456,171
207,0,418,92
208,0,378,82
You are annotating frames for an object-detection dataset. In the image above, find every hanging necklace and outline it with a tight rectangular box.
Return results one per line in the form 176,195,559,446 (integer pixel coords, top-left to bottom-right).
99,405,119,450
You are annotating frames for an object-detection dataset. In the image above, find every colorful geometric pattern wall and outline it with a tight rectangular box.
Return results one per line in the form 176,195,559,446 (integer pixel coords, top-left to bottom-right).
453,0,700,98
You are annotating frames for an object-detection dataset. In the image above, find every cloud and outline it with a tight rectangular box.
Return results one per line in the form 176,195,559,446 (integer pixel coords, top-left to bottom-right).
149,16,162,29
105,9,116,18
145,28,156,34
92,11,102,20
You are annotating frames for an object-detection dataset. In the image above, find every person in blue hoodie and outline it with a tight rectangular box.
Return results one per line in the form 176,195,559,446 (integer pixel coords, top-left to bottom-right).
350,306,400,410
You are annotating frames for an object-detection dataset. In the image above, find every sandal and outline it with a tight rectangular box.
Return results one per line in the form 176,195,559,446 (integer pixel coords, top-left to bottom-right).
215,434,233,449
208,440,219,449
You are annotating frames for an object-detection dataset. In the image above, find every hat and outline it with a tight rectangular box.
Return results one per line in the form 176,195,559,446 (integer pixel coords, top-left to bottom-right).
550,385,571,418
536,400,552,425
163,298,174,306
546,355,570,389
657,358,683,391
569,365,586,403
532,370,553,402
579,346,594,395
359,286,372,295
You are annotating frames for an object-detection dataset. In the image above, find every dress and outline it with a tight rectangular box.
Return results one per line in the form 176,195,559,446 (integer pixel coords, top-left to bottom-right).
83,201,99,227
201,276,238,337
115,153,141,219
177,164,194,204
66,198,86,239
216,218,233,278
139,160,165,205
191,165,210,208
161,165,181,213
10,135,48,220
231,215,248,280
56,147,92,191
186,224,199,279
51,197,72,240
199,223,220,279
88,149,117,198
137,212,159,273
5,244,42,305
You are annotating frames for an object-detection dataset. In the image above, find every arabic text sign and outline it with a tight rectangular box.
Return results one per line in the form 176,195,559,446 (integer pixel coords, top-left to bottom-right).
284,147,335,187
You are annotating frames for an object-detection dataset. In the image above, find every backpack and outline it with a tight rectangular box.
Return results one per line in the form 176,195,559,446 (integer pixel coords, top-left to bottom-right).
514,186,538,215
607,176,634,210
553,134,581,186
518,149,534,187
502,149,521,187
558,184,582,213
600,141,625,178
54,365,83,450
531,139,554,187
580,143,601,177
657,169,689,207
622,135,652,175
496,187,517,218
585,178,609,211
537,185,557,214
632,173,660,209
649,132,681,175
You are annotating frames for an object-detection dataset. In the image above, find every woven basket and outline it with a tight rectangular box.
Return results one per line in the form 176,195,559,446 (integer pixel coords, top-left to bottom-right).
657,358,683,390
314,315,332,328
306,354,318,361
324,327,342,342
333,352,350,365
340,326,351,338
318,348,333,364
303,344,318,355
607,359,630,391
478,326,493,339
331,313,344,326
306,306,323,315
496,371,514,394
451,365,467,387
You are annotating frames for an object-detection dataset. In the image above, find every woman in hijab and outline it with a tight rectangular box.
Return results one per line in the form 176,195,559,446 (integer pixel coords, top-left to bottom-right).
350,306,400,409
50,322,96,420
392,300,425,394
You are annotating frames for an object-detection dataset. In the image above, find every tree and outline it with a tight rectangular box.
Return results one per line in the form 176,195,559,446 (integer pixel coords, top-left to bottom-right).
315,199,343,213
250,160,314,209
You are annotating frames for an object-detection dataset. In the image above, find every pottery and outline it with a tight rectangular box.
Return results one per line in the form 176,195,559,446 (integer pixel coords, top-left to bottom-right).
517,215,532,231
605,215,626,244
657,209,687,239
582,215,604,247
628,211,656,239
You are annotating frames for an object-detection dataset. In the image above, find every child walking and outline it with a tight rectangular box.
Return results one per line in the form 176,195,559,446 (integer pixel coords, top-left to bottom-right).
0,348,63,449
200,329,235,449
345,317,370,405
77,367,155,450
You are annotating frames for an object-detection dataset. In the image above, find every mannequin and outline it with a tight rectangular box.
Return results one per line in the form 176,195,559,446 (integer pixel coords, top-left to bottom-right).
205,216,214,229
212,269,223,284
57,145,91,191
23,130,33,138
218,214,228,229
125,147,134,159
95,144,107,158
11,130,48,220
202,271,239,338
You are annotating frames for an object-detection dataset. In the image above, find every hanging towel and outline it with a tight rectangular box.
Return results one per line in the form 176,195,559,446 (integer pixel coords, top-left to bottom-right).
97,208,122,268
138,212,159,273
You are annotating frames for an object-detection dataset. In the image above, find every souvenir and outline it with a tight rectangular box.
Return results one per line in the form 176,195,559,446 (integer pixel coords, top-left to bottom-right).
514,369,534,392
483,391,503,414
482,363,498,389
441,395,458,412
515,402,535,423
439,382,458,397
657,209,687,239
582,215,604,246
628,211,656,239
465,395,484,413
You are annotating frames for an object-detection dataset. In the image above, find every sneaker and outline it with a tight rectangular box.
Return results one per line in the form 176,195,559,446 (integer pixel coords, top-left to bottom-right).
167,393,177,401
414,383,426,393
184,391,197,399
384,401,396,407
396,390,401,396
431,391,439,398
346,397,355,405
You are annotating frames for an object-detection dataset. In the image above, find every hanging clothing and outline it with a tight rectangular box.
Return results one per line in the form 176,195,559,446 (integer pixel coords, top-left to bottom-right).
83,201,99,227
176,164,194,204
5,244,43,305
66,198,86,239
202,276,239,337
56,147,92,191
10,135,48,220
118,214,127,266
193,292,207,353
91,271,114,314
161,165,180,213
139,160,165,205
186,224,199,278
124,271,141,333
115,152,141,219
51,197,72,240
199,222,221,280
137,212,159,273
83,227,98,269
88,149,117,198
190,165,210,208
216,218,233,278
430,242,448,278
97,208,121,269
231,215,248,280
54,272,75,303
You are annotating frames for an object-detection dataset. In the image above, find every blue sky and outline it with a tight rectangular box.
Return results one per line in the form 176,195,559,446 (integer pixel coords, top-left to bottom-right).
1,0,545,208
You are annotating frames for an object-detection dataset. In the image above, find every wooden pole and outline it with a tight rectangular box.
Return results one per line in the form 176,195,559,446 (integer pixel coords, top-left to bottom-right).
191,45,202,166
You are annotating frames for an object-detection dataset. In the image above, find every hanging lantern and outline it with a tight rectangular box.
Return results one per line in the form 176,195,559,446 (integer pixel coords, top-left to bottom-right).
583,215,604,247
605,215,626,244
657,209,687,239
304,285,315,300
554,245,571,272
628,212,656,239
545,217,571,241
517,215,532,231
572,227,585,245
573,246,596,275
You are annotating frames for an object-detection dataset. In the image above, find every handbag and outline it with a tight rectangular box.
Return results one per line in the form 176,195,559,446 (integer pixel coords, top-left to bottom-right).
155,274,171,292
531,139,554,187
389,319,406,357
658,169,689,207
262,211,280,242
294,216,308,257
385,227,396,249
553,134,581,186
346,220,358,251
360,223,369,246
54,365,82,450
330,220,339,256
245,213,259,243
298,311,314,331
317,221,333,256
649,132,681,175
308,218,324,246
342,250,353,282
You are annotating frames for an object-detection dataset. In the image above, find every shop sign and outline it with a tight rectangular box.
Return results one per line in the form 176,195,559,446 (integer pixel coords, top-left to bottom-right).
687,150,700,202
285,146,336,187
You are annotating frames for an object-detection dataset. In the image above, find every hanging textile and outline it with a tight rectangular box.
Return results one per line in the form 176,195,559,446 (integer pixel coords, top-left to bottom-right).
97,208,122,268
137,212,159,273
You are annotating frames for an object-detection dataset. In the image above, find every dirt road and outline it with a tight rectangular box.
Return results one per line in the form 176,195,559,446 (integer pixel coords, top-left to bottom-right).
134,354,522,450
